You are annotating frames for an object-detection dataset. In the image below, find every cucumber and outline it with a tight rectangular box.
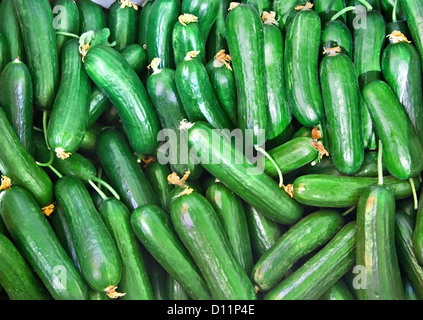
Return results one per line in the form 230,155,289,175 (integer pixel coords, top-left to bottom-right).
401,0,423,71
293,174,421,207
314,0,346,23
321,20,353,58
172,14,206,67
0,187,89,300
262,11,292,140
167,276,191,300
362,80,423,179
272,0,307,30
77,0,106,33
284,5,324,127
382,31,423,144
108,0,138,51
386,21,411,46
84,44,161,155
138,0,154,47
14,0,59,110
52,0,80,55
144,162,174,210
0,109,53,207
320,50,364,174
243,0,271,14
266,120,296,149
0,58,33,154
186,121,304,224
205,182,254,274
356,184,404,300
381,0,405,21
320,279,355,300
253,209,343,292
131,204,212,300
0,0,26,62
55,176,123,297
47,38,90,158
99,198,154,300
96,128,158,211
144,251,169,300
146,0,180,69
403,277,419,300
414,189,423,265
100,105,120,126
170,191,256,300
0,233,51,300
205,0,230,61
264,222,356,300
181,0,220,41
175,51,234,130
226,3,268,144
77,123,101,156
0,33,9,73
120,43,148,75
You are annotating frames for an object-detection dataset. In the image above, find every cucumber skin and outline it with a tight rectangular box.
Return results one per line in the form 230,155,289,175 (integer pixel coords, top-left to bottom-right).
52,0,80,55
172,20,206,67
243,0,271,13
138,0,154,47
77,0,106,33
0,34,9,73
273,0,307,30
167,276,191,300
170,192,257,300
181,0,220,41
314,0,346,24
144,162,174,210
320,279,355,300
362,80,423,180
55,176,123,293
0,187,90,300
356,185,404,300
401,0,423,72
0,0,26,62
414,189,423,266
264,222,357,300
205,0,230,61
108,1,138,51
321,20,353,58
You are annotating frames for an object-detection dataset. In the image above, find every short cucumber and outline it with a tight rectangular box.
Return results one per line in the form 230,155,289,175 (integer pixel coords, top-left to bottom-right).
321,20,353,58
320,279,355,300
401,0,423,71
0,0,25,62
77,0,106,33
52,0,80,55
108,0,138,51
138,0,154,47
181,0,220,41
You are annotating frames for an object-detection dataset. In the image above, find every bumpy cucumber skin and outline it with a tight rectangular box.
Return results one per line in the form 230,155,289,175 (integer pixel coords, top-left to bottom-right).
401,0,423,72
0,0,25,62
0,59,33,154
321,20,353,58
108,0,138,51
171,192,257,300
0,187,89,300
320,279,355,300
181,0,220,41
362,80,423,180
77,0,106,33
356,185,404,300
52,0,80,55
284,8,324,127
172,20,206,67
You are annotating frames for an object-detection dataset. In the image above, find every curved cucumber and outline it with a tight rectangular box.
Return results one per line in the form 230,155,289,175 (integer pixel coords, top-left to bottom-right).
52,0,80,55
0,0,26,62
181,0,220,41
77,0,106,33
108,0,138,51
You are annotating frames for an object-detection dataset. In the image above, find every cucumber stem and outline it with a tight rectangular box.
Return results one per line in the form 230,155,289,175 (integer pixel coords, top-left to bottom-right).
55,31,79,39
88,180,108,201
90,177,121,201
48,165,63,179
342,206,356,217
330,6,356,22
254,146,283,188
42,110,50,150
409,178,418,210
392,0,398,22
36,150,54,167
377,140,383,186
356,0,373,11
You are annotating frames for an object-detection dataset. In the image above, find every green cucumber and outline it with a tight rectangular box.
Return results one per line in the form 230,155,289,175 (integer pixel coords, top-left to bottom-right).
99,198,154,300
205,182,254,274
120,43,148,75
187,121,304,225
386,21,411,46
414,189,423,265
264,222,356,300
52,0,80,55
401,0,423,71
272,0,307,30
0,33,9,72
55,176,123,296
253,209,343,292
100,105,120,126
84,44,161,155
167,276,191,300
403,277,419,300
181,0,220,41
321,20,353,58
14,0,59,110
205,0,230,61
262,12,291,140
266,120,296,149
170,191,256,300
144,251,169,300
0,58,33,154
226,3,268,144
47,38,90,158
0,0,26,62
320,279,355,300
293,174,421,207
77,0,106,33
144,161,174,210
284,5,324,127
0,233,51,300
314,0,346,23
146,0,180,69
356,184,404,300
108,0,138,51
362,80,423,179
0,187,89,300
131,204,212,300
138,0,154,47
381,0,405,21
243,0,271,14
76,122,101,156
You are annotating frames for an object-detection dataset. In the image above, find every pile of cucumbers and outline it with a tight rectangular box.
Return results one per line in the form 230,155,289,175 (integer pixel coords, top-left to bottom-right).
0,0,423,301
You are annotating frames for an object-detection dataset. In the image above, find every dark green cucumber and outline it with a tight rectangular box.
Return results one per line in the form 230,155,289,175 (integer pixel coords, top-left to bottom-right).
167,276,191,300
414,189,423,265
253,209,343,292
84,44,161,155
100,105,120,126
205,0,230,61
144,251,169,300
47,38,90,157
381,0,405,21
52,0,80,55
138,0,154,47
14,0,59,110
0,58,33,154
273,0,307,30
144,162,174,210
108,0,138,51
0,233,50,300
0,33,9,73
266,120,296,149
321,20,353,58
181,0,220,41
0,187,89,300
396,197,417,220
187,121,304,224
262,13,292,140
0,0,26,62
293,174,421,207
131,204,212,300
284,6,324,127
320,279,355,300
99,198,153,300
264,222,356,300
175,52,234,130
76,122,101,155
170,191,256,300
396,212,423,299
206,182,254,274
320,51,364,174
0,109,53,207
382,32,423,144
146,0,180,69
77,0,106,33
356,184,404,300
96,128,158,211
363,80,423,179
243,0,271,14
314,0,346,23
401,0,423,71
120,43,148,75
55,176,123,295
403,277,419,300
172,15,206,67
226,3,268,144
